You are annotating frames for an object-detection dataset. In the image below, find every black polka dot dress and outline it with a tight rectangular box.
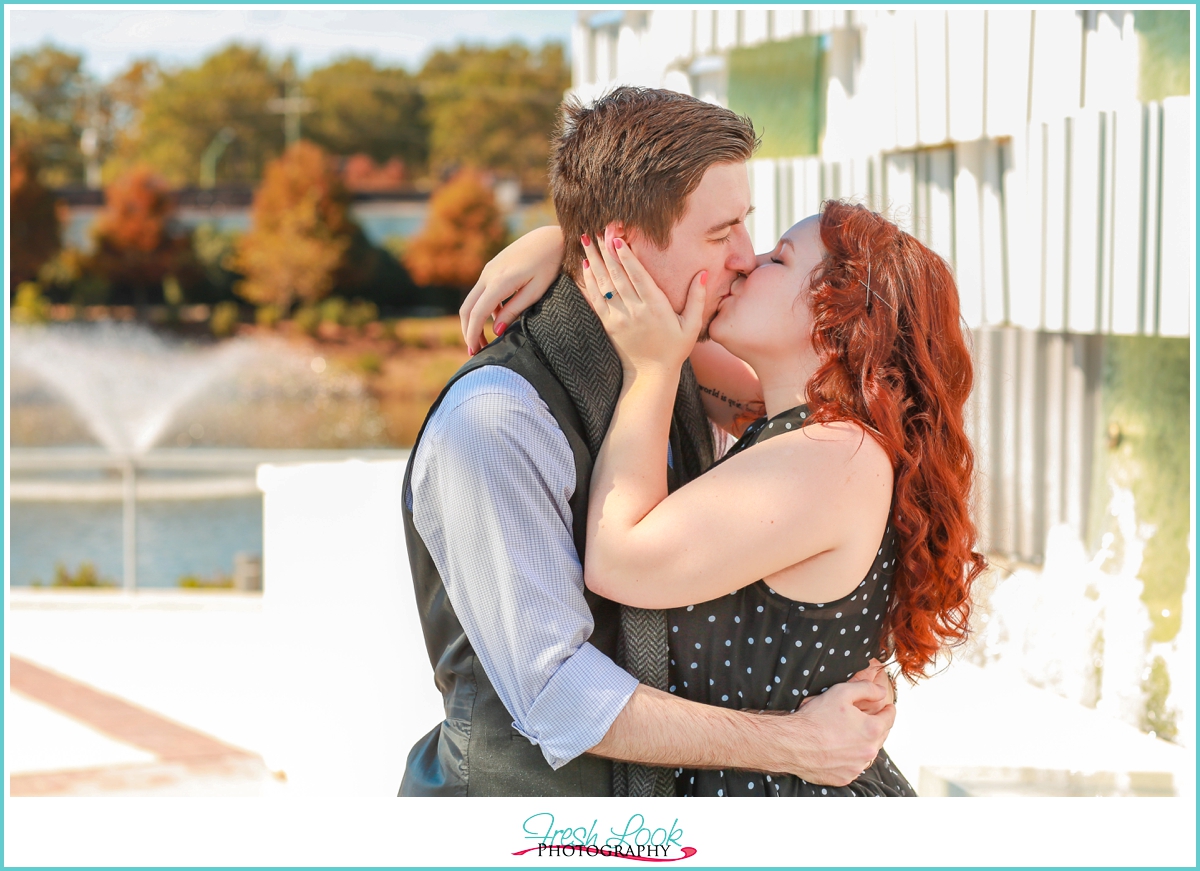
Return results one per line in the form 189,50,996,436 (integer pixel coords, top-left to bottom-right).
665,404,916,797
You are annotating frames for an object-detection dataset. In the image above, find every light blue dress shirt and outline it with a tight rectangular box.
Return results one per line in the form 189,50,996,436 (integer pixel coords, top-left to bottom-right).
407,365,640,770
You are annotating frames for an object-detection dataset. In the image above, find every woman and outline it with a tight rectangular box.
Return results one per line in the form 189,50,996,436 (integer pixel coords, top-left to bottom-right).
464,201,985,796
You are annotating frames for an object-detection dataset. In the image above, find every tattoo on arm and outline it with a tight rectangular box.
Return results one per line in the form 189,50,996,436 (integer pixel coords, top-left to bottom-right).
699,383,766,436
698,383,749,411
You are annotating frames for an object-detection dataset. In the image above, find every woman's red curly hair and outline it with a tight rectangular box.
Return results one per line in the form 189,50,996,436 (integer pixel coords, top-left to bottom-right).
803,200,986,679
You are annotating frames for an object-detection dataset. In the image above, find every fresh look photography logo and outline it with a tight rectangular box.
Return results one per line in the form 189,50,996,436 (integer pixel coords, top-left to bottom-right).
512,813,697,861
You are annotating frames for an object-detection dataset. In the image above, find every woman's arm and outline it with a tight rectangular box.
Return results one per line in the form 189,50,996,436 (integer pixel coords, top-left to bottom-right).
589,410,890,609
462,225,766,436
581,236,892,610
460,225,564,353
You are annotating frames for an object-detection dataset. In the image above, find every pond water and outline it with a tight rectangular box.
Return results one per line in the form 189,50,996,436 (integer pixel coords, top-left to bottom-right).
10,496,262,589
62,200,539,253
9,322,396,591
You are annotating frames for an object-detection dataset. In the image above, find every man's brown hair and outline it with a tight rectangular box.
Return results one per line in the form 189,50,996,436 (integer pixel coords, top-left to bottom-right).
550,86,759,281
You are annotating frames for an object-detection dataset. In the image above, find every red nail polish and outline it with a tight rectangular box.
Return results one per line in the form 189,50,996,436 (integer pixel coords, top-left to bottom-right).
468,347,476,356
700,271,708,285
494,321,507,337
582,258,589,270
581,234,590,247
614,238,624,250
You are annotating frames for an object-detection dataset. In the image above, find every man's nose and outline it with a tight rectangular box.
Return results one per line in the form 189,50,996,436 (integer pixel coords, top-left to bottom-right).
725,222,757,273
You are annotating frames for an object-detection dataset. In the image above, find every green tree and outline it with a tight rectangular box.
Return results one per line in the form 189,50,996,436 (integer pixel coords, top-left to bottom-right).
9,144,62,290
232,141,357,310
135,44,283,185
11,45,88,186
417,43,568,189
190,223,243,302
303,56,428,172
12,282,52,324
403,169,507,292
37,247,111,307
89,166,196,306
97,59,162,184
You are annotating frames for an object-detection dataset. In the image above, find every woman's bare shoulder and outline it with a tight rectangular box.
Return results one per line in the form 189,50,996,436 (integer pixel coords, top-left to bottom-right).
777,419,890,464
704,417,892,504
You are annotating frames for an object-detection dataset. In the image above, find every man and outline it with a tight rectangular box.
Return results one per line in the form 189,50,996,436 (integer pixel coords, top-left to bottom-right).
400,87,893,797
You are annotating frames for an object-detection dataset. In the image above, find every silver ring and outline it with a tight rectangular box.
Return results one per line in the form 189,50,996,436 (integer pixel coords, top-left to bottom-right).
604,291,614,300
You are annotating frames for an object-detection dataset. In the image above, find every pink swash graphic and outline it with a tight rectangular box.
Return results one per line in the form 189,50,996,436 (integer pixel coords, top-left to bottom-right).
511,846,698,862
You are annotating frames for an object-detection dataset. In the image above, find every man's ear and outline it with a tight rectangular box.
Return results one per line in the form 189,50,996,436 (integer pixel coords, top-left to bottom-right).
602,221,625,251
605,221,646,251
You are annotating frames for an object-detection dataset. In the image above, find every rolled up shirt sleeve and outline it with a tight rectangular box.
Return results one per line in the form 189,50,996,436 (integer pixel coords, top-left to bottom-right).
409,367,638,769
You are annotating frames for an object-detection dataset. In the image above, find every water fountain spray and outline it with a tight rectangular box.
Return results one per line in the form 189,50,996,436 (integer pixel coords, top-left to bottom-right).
11,323,254,590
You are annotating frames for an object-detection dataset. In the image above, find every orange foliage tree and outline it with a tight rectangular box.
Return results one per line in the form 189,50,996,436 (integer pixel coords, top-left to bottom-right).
232,141,358,311
403,169,507,293
9,144,62,290
90,165,194,304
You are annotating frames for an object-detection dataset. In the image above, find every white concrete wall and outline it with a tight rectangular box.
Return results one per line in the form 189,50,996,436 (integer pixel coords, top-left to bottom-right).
256,456,443,796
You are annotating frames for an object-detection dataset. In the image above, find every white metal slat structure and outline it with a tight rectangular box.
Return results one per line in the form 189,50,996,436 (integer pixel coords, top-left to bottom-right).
570,8,1192,563
747,98,1191,342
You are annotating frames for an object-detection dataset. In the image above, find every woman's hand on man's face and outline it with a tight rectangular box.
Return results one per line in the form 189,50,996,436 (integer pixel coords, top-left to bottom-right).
579,226,706,378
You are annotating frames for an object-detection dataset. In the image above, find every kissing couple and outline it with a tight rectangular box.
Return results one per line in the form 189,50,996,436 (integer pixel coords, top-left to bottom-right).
400,86,984,797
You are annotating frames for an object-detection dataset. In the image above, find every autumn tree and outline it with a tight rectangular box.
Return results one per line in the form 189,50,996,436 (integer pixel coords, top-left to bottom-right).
9,145,62,290
403,169,507,292
303,57,428,173
89,166,196,306
418,43,569,189
134,44,284,185
11,45,88,187
232,141,359,311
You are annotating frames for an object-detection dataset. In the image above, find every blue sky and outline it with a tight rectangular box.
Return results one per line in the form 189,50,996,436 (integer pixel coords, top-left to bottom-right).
9,8,578,78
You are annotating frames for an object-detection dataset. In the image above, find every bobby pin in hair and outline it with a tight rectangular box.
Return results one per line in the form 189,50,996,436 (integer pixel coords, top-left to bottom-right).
860,262,895,313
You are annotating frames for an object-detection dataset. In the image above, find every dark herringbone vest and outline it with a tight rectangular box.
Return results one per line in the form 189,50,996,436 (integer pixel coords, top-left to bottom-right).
399,323,618,796
399,276,712,797
398,278,710,796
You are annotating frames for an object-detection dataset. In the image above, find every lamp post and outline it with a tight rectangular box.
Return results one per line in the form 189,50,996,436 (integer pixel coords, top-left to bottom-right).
268,59,314,148
267,88,314,147
80,82,102,190
122,458,137,591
